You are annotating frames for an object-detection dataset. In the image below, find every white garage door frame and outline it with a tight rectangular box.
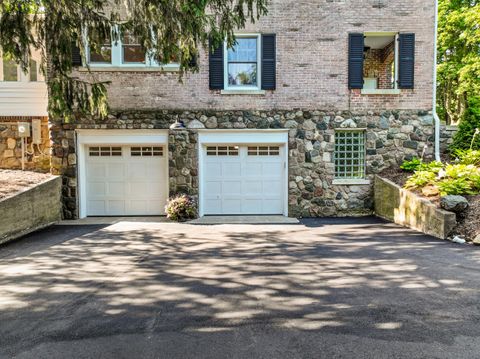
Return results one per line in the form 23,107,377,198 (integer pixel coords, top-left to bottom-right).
76,129,169,219
198,130,289,217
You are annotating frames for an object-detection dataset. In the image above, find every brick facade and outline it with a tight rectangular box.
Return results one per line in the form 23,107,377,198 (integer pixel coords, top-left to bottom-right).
74,0,435,112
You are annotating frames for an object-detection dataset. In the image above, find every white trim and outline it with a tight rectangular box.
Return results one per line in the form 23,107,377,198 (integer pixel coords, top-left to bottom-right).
221,89,266,95
76,129,169,219
360,89,401,95
197,130,289,217
224,33,262,91
332,179,371,185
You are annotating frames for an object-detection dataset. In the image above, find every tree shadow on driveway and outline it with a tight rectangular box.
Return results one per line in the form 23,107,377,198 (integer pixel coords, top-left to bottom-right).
1,219,480,358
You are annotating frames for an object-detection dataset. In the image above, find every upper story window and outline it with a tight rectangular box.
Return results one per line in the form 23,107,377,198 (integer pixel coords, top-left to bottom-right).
226,36,260,89
87,27,177,69
348,32,415,94
209,33,276,93
0,55,43,82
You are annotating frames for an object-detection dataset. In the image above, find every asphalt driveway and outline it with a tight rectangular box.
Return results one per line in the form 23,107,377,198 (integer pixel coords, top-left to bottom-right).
1,217,480,359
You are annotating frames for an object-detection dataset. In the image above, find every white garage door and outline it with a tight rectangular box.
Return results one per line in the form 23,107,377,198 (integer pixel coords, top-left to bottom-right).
203,145,285,215
85,145,168,216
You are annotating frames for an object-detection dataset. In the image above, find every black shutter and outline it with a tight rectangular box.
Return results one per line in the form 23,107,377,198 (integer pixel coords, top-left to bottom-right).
209,38,224,90
261,34,276,90
71,43,82,67
348,33,364,89
398,33,415,89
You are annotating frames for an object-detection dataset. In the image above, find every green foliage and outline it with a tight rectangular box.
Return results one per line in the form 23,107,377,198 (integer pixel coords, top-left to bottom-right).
400,157,422,172
165,194,197,222
405,171,437,189
444,163,479,179
454,148,480,166
437,177,474,196
437,0,480,125
450,97,480,152
0,0,268,121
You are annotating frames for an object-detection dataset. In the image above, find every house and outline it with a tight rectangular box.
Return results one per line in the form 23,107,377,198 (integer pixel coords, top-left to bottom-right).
0,48,50,171
50,0,437,219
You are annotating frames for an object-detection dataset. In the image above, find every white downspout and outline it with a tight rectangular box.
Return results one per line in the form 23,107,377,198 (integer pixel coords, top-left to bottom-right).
433,0,441,161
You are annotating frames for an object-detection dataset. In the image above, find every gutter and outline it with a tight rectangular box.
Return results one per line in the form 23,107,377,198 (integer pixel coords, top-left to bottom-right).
433,0,441,161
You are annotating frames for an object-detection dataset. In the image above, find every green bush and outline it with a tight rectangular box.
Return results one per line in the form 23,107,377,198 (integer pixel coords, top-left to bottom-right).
405,171,437,189
437,178,474,196
400,157,423,172
450,97,480,152
165,194,197,222
444,163,479,179
454,149,480,166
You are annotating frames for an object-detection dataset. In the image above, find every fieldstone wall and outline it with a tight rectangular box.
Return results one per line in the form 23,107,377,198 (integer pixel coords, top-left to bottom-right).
0,117,51,172
51,109,440,219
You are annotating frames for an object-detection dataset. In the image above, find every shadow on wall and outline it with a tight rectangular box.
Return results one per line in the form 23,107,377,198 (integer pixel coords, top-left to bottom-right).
0,220,479,356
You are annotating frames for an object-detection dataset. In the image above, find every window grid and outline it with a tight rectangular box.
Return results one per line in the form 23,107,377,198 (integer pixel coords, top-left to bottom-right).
334,131,366,179
131,146,163,157
206,146,239,156
89,146,122,157
248,146,280,156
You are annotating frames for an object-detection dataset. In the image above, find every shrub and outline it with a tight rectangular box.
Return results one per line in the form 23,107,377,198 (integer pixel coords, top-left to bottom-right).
444,164,479,179
437,178,474,196
450,97,480,152
420,161,444,173
400,157,422,172
454,149,480,166
165,194,197,222
405,171,437,189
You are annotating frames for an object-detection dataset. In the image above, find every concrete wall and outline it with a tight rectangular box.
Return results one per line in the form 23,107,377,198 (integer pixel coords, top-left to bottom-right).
73,0,435,112
374,175,456,239
0,176,62,244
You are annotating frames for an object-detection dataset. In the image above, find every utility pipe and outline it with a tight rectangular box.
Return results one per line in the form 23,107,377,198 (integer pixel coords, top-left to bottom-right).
433,0,441,161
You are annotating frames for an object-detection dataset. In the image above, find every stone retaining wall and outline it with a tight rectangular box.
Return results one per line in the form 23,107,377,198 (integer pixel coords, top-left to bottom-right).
0,117,51,172
374,175,456,239
0,176,62,244
51,109,443,219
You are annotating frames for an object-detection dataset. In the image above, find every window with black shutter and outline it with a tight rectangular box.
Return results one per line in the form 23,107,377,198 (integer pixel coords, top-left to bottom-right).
210,33,276,93
348,33,364,89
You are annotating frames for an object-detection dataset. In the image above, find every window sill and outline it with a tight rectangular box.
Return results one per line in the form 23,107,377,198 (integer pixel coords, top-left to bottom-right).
78,65,180,73
220,89,266,95
360,89,401,95
332,179,371,185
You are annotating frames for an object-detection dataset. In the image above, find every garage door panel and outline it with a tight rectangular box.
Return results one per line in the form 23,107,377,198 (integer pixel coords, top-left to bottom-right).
107,163,125,178
85,144,167,216
203,144,285,215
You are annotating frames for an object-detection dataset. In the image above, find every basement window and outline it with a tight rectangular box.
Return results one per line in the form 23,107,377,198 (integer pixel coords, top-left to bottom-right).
334,130,366,180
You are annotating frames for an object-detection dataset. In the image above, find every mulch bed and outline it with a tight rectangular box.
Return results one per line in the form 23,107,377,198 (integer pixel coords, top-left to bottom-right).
0,169,52,201
378,167,480,241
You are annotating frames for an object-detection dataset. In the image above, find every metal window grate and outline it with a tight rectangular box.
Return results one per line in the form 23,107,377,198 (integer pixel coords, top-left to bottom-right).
334,131,366,179
248,146,280,156
206,146,239,156
131,146,163,156
89,146,122,157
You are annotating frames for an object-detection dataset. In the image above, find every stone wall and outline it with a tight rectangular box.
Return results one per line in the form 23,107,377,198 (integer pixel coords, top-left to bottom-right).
51,109,441,219
0,117,51,172
440,125,458,154
374,175,456,239
0,176,62,244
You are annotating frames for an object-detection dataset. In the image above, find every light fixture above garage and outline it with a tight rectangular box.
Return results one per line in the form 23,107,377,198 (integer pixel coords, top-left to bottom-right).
169,120,186,130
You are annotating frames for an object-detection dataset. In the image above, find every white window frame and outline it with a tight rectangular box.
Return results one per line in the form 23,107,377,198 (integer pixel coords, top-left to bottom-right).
86,25,179,70
0,52,45,82
224,33,262,91
361,32,400,95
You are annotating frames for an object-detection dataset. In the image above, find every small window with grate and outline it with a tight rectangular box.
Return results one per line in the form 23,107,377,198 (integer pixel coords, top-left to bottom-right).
206,146,239,156
248,146,280,156
334,131,366,179
131,146,163,156
89,146,122,157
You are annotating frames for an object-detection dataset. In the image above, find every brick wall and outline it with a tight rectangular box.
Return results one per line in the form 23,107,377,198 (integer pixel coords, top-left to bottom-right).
73,0,436,112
